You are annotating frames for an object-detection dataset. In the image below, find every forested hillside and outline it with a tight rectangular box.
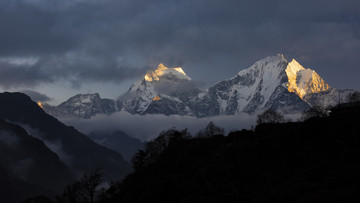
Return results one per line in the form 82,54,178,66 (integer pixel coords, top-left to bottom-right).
99,102,360,202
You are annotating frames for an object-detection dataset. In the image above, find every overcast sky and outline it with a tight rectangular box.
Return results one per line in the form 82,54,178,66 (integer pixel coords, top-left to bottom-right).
0,0,359,104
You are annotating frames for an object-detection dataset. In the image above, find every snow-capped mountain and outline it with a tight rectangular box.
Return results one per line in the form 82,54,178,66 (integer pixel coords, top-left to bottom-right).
285,59,330,99
303,88,355,108
192,55,312,116
285,58,353,109
43,93,116,119
117,63,202,116
42,55,356,118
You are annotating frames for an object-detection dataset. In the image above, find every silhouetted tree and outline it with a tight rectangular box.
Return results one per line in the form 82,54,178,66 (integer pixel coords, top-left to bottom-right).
256,109,285,125
80,169,104,203
132,128,190,170
57,169,104,203
57,182,83,203
301,105,328,120
347,91,360,103
132,150,148,171
93,103,360,202
197,121,225,138
23,195,52,203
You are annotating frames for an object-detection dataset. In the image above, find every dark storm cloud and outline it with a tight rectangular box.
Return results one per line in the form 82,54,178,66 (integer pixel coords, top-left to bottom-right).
0,60,52,88
0,0,359,89
0,55,147,88
0,0,77,56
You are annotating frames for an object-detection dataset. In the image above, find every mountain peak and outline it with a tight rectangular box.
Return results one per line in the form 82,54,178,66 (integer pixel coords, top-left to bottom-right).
237,55,330,100
157,63,168,71
66,93,101,104
256,54,287,64
285,59,330,99
43,93,116,119
43,55,350,119
144,63,190,82
236,54,288,77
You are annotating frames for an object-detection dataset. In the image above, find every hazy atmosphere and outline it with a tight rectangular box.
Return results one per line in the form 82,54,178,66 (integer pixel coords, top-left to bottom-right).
0,0,359,104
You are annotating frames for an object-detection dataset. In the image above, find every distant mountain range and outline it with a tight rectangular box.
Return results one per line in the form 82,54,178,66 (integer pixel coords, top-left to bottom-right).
44,93,116,119
43,55,356,119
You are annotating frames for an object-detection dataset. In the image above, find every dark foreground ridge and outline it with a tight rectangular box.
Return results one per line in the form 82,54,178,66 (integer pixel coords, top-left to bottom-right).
100,102,360,202
0,92,131,202
0,119,74,202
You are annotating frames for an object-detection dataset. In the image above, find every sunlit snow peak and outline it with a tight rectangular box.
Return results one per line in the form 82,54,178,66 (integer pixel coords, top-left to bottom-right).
285,59,330,99
144,63,190,81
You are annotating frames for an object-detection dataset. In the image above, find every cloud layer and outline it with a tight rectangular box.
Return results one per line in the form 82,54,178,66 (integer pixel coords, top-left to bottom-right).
61,111,258,141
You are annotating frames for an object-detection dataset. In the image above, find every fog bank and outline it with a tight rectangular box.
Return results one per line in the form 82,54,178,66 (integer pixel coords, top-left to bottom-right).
61,111,258,141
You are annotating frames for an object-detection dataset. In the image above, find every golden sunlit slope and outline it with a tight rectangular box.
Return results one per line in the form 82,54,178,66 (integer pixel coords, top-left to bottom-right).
153,95,161,101
37,101,44,108
144,63,189,82
285,59,330,99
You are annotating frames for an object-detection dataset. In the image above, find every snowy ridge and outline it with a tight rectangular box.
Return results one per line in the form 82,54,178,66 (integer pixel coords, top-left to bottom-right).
43,55,356,118
303,88,355,109
144,63,191,82
191,54,309,116
285,59,330,99
117,63,199,116
43,93,116,119
118,79,157,114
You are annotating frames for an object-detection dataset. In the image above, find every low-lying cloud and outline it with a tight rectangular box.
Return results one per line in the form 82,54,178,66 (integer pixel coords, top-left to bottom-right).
19,124,74,166
61,111,257,141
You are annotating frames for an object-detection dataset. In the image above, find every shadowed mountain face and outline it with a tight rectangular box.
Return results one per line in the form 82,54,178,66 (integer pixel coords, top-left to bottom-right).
100,103,360,202
0,119,74,202
87,130,144,161
0,92,131,182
